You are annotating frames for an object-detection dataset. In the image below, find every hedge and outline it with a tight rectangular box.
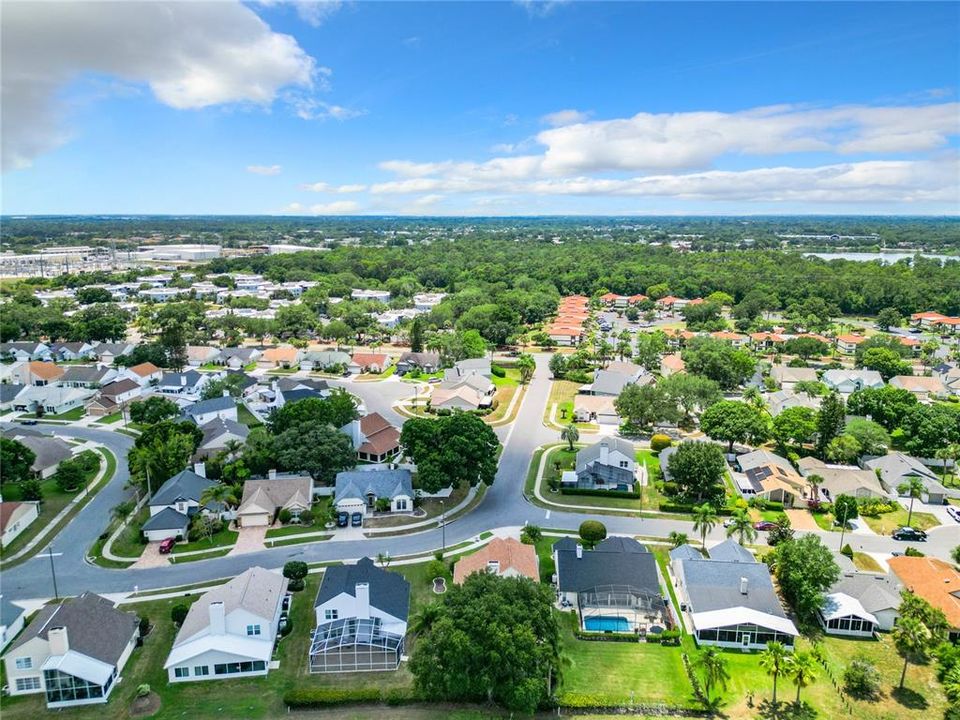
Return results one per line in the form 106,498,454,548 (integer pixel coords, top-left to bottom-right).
659,501,736,515
490,364,506,378
560,486,640,500
284,688,416,708
558,692,703,713
574,630,640,642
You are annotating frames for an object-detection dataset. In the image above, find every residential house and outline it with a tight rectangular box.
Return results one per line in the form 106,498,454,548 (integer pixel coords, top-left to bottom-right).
49,343,95,362
573,394,619,425
334,469,414,517
820,572,902,637
710,331,749,348
12,385,93,415
157,370,215,400
448,358,492,379
341,413,401,463
766,389,821,417
395,352,441,375
1,596,28,652
0,500,40,548
310,557,410,673
186,346,222,367
581,365,649,397
2,429,73,478
0,342,51,362
889,375,948,402
935,363,960,394
910,311,949,329
59,365,118,389
17,361,65,387
413,292,446,311
564,438,636,492
0,384,25,411
217,347,262,370
797,457,886,501
97,378,141,407
3,592,139,707
553,536,668,634
770,365,818,388
708,539,757,564
543,324,583,347
123,362,163,388
259,347,301,369
889,556,960,640
733,450,806,507
600,292,627,307
835,334,867,355
351,289,392,303
182,395,238,426
142,468,220,542
429,384,489,411
0,361,26,385
863,452,954,505
164,567,288,682
195,417,249,460
822,369,885,395
300,350,351,372
671,542,798,650
348,353,391,375
453,537,539,584
91,342,135,365
235,477,313,527
660,353,686,376
750,332,788,352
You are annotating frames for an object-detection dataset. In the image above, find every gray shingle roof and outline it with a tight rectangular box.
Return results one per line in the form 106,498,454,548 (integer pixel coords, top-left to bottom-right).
7,592,138,666
159,370,203,388
0,384,25,403
589,369,636,396
199,416,249,445
335,469,413,503
142,507,190,531
708,540,756,563
182,395,236,419
678,557,787,618
554,537,660,596
149,469,215,508
315,557,410,621
60,365,113,384
829,572,903,614
669,544,703,562
575,437,635,474
2,432,73,472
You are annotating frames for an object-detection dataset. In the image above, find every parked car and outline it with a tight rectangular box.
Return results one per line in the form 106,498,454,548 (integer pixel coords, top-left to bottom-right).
336,511,349,528
350,512,363,527
20,419,38,426
892,527,927,541
946,506,960,523
753,521,779,531
158,537,175,554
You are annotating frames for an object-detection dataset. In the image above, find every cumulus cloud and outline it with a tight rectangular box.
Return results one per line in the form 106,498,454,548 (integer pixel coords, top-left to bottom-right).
301,182,368,193
541,109,591,127
289,97,366,121
2,1,316,171
247,164,282,176
308,200,361,214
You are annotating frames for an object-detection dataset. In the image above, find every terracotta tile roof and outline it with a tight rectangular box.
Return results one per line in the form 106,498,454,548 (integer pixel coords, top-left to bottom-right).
600,292,623,302
661,353,686,371
628,294,648,302
888,556,960,629
910,311,947,321
351,352,389,367
453,537,539,584
711,331,747,341
263,347,299,362
898,336,921,346
129,362,160,377
28,361,64,380
835,334,867,344
357,412,401,457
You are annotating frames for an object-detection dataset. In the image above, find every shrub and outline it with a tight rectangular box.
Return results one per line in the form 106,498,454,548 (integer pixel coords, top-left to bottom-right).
565,369,593,384
579,520,607,545
658,629,682,645
436,408,452,416
136,684,151,698
287,578,305,592
171,604,188,626
650,434,672,452
20,479,42,501
283,560,309,582
490,364,506,378
904,546,925,557
375,497,391,512
283,688,415,708
280,617,293,637
840,543,854,558
298,509,314,525
520,524,542,543
843,657,882,700
560,486,640,499
138,616,150,637
278,508,292,524
426,559,447,581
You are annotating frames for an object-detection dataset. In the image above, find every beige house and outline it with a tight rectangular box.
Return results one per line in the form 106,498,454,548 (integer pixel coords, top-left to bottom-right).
453,538,539,584
259,347,301,369
660,353,686,376
236,476,313,527
889,375,948,402
0,501,39,548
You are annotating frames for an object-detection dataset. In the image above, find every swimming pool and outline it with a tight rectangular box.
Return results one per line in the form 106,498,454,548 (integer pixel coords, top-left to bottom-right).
584,616,631,633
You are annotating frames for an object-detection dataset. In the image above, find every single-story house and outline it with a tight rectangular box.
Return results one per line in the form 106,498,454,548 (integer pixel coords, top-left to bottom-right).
259,347,301,369
91,342,136,365
553,536,668,634
59,365,118,389
766,389,821,417
0,500,40,548
770,365,818,387
733,450,805,507
889,556,960,640
660,353,686,376
182,395,238,426
300,350,351,372
164,567,288,682
186,346,222,367
310,557,409,673
334,469,414,517
0,342,51,362
12,385,94,415
864,452,953,504
142,468,221,542
0,384,25,411
889,375,949,402
797,457,886,500
565,438,636,491
217,347,262,369
453,537,539,584
430,384,488,411
235,477,313,527
820,572,902,636
18,361,65,387
581,368,649,397
822,369,884,395
340,413,401,463
573,394,619,425
2,429,74,478
49,342,96,362
671,542,798,650
195,417,249,460
348,353,391,375
122,362,163,387
157,370,215,399
3,592,139,707
395,352,441,375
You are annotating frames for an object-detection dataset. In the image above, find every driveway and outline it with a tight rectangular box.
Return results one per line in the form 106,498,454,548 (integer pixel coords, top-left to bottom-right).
132,543,169,569
228,525,269,555
784,509,819,531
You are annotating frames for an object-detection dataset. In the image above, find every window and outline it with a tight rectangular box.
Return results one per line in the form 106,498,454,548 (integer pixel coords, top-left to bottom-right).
213,661,266,676
396,499,408,511
246,624,262,636
193,665,210,676
43,669,105,704
15,677,41,692
174,667,190,678
619,461,629,468
324,609,338,621
15,657,32,670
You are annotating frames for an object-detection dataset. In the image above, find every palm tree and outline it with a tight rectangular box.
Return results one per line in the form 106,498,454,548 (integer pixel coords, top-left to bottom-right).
897,476,925,526
726,508,757,546
943,664,960,705
668,531,688,549
935,443,960,485
743,386,765,411
759,641,790,707
200,482,238,513
560,423,579,452
694,646,730,701
893,615,931,689
516,353,536,384
786,650,818,704
805,473,823,506
218,439,244,462
408,603,443,637
692,503,718,547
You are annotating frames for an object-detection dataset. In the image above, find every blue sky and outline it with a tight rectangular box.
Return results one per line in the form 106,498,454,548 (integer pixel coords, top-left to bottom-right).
2,1,958,215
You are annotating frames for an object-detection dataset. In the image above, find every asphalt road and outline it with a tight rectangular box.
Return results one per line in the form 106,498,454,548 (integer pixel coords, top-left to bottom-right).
2,354,958,602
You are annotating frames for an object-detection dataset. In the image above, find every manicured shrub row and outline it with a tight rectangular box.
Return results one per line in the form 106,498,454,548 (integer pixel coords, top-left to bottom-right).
284,688,416,708
490,364,506,378
560,486,640,499
659,502,736,515
559,692,703,713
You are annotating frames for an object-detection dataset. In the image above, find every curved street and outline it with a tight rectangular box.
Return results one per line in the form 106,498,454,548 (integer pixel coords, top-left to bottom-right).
2,353,958,602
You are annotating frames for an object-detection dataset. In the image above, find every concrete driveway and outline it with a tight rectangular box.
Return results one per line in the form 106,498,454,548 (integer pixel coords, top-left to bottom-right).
132,543,169,569
228,525,269,555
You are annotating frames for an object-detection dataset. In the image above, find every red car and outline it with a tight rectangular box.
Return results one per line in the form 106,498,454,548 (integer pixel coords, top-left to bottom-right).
158,537,176,554
753,521,779,531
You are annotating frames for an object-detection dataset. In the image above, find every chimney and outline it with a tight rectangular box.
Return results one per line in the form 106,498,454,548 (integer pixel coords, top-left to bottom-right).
355,583,370,620
599,441,609,465
180,375,187,386
194,462,206,478
268,468,277,480
48,626,69,656
576,543,583,559
208,601,225,635
222,389,230,398
740,577,749,595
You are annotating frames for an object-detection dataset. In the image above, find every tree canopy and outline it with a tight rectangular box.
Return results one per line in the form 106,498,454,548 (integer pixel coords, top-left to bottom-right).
400,412,500,493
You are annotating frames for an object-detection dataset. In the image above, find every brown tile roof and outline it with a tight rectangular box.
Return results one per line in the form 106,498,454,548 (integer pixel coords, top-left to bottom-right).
0,502,25,533
835,334,866,344
28,361,64,381
453,537,539,584
129,362,160,377
351,352,389,367
100,378,139,397
888,556,960,629
263,347,299,362
357,412,401,457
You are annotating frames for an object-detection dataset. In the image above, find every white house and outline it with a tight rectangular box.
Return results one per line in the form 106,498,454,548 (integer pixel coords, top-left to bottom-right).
1,596,28,652
122,362,163,388
142,468,220,542
819,572,903,637
182,395,238,426
1,501,40,548
310,558,409,673
164,567,288,682
822,369,885,395
2,592,139,707
333,469,414,518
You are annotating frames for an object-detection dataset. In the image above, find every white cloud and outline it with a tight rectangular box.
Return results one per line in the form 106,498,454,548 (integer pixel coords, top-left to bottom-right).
301,182,368,193
335,183,367,193
290,97,366,121
308,200,361,214
247,164,282,176
292,1,343,27
541,109,591,127
515,0,571,18
2,1,316,171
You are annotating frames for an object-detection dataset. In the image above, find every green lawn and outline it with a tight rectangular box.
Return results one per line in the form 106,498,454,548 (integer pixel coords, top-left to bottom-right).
106,507,150,560
266,365,300,374
853,552,883,572
95,411,124,424
170,525,238,553
544,379,596,429
170,547,232,563
48,406,86,421
236,403,263,428
862,507,940,535
356,364,397,381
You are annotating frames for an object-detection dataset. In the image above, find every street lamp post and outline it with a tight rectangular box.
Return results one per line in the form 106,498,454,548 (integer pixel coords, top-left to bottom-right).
37,547,64,601
439,500,446,554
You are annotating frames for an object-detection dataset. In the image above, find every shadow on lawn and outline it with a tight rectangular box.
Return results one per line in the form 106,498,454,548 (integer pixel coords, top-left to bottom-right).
891,686,929,710
754,699,817,720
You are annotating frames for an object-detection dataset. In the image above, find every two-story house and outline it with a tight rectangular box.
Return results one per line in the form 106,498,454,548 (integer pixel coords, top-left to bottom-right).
141,468,220,542
563,438,636,491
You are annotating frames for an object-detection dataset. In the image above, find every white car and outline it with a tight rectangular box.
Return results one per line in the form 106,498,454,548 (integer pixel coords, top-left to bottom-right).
946,506,960,523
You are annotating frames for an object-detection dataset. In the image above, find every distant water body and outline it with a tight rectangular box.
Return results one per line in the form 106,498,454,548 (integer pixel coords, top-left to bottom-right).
805,251,956,264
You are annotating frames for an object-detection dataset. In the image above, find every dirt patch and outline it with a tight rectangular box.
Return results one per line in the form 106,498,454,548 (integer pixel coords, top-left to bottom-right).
130,691,161,717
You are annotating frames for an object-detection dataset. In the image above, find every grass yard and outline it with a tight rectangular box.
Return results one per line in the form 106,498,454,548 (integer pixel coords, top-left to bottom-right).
266,365,300,374
853,552,883,572
104,507,150,560
170,525,238,553
862,507,940,535
48,406,86,421
170,548,232,563
95,411,123,424
237,403,263,428
544,378,594,429
365,484,469,528
356,364,397,381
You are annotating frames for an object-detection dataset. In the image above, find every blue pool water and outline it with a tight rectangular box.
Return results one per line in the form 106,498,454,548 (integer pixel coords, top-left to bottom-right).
584,616,630,632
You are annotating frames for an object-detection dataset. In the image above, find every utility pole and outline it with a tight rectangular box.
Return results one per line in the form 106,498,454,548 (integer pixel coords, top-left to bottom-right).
37,547,64,601
439,500,446,554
